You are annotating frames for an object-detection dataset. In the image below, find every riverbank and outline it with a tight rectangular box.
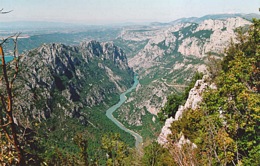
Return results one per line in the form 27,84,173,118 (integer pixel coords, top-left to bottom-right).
106,75,143,147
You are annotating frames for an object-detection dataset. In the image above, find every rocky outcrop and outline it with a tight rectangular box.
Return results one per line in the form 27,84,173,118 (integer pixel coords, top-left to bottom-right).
156,17,251,146
130,17,251,71
114,17,251,130
178,17,251,57
158,76,216,145
14,41,133,125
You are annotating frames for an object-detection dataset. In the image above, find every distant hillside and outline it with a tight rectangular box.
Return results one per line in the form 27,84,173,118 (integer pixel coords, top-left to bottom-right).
150,13,260,26
173,13,260,25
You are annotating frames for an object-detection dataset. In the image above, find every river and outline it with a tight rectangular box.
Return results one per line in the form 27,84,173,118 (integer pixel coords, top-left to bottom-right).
106,75,143,147
1,56,14,64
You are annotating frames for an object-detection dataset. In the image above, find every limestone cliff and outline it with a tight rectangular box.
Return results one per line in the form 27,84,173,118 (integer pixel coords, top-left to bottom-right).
178,17,251,57
129,17,251,71
158,76,216,144
13,41,134,125
114,17,251,130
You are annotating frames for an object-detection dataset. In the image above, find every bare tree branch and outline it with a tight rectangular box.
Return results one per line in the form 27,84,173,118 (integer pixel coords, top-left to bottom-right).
11,33,21,87
0,34,24,164
0,8,13,14
0,34,17,45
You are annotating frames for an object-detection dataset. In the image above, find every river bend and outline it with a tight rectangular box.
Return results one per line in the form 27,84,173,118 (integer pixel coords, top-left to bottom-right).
106,76,143,147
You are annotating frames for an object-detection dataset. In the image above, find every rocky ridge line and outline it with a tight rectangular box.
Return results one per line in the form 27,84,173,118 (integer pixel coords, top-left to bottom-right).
158,75,216,145
14,40,133,125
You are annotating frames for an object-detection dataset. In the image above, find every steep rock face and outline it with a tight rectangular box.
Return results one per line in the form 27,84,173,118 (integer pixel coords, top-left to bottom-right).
178,17,251,57
14,41,133,124
157,76,216,145
130,17,251,71
128,30,177,70
114,17,251,131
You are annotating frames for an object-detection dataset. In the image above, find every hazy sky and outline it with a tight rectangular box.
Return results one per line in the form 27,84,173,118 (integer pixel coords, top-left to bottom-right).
1,0,259,24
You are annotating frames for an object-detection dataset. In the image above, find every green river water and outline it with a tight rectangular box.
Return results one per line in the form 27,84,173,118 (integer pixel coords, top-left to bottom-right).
106,75,143,147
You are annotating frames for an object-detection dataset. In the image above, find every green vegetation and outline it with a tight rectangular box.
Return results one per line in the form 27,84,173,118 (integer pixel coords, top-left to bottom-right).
179,23,199,39
28,87,136,164
4,28,121,53
107,18,259,166
221,27,227,31
157,40,169,50
101,133,130,166
33,19,259,166
1,37,137,165
15,44,136,163
113,38,149,58
142,141,174,166
166,19,260,165
114,39,205,143
2,12,259,165
191,30,213,39
120,108,162,140
158,72,203,121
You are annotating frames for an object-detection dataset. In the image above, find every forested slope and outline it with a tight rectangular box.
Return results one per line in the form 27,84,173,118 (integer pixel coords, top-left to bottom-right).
158,19,259,165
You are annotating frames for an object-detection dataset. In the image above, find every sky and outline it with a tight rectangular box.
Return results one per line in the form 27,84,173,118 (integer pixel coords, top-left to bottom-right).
1,0,259,24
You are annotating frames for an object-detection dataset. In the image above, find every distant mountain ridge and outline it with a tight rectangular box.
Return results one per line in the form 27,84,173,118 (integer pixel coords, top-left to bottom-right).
150,13,260,26
1,13,259,31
